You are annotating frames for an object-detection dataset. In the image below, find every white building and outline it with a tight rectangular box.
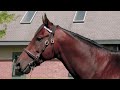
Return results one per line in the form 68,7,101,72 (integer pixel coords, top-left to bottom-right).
0,11,120,79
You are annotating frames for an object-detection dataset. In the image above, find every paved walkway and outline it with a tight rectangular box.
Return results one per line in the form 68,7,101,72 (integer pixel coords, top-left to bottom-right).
0,60,71,79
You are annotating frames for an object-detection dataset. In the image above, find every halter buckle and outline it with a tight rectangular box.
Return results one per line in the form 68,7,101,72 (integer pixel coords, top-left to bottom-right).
51,38,54,44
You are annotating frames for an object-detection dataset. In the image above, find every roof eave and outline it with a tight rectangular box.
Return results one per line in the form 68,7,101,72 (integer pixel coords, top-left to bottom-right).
0,40,120,45
0,41,30,45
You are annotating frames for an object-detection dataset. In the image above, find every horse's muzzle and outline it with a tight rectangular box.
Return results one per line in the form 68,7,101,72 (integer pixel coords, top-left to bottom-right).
14,67,24,76
15,62,30,75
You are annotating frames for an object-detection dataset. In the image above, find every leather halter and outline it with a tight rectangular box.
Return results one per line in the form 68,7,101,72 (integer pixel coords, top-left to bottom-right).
21,25,56,73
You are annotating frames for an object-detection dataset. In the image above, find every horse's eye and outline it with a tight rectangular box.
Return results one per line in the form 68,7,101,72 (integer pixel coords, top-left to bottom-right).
36,37,42,41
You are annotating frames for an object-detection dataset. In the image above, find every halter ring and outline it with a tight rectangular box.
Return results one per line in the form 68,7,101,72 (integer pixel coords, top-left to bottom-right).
45,40,49,46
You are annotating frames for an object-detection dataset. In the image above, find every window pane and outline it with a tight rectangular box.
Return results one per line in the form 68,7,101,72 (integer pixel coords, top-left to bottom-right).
102,44,118,51
73,11,86,23
20,11,37,24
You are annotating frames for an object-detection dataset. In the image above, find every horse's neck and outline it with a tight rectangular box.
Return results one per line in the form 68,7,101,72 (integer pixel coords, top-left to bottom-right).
55,29,110,79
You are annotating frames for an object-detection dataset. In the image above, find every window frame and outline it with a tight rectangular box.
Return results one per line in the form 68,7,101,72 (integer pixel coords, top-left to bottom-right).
20,11,37,24
73,11,87,23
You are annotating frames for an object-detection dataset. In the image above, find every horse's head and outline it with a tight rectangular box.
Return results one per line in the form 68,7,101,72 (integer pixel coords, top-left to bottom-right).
15,14,58,75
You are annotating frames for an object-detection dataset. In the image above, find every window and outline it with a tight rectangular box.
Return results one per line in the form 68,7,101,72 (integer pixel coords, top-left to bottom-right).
73,11,87,23
102,44,120,51
20,11,37,24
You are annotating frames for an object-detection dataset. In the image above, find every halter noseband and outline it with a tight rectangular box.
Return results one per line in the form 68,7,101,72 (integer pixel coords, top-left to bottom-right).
21,25,56,73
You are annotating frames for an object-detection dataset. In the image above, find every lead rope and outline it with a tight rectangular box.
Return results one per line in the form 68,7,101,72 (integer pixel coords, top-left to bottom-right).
29,71,33,79
29,69,33,79
28,66,34,79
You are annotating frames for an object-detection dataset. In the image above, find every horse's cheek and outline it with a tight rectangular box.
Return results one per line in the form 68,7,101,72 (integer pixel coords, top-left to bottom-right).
42,47,53,59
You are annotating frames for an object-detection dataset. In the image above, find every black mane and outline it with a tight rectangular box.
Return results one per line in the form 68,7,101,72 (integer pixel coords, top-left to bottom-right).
59,26,117,52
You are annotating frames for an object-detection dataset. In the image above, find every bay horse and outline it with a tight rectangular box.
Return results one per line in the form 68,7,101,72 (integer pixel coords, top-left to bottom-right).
15,14,120,79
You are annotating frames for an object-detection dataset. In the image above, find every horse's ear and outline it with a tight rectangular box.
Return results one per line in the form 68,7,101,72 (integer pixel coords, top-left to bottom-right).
42,13,50,27
44,13,48,20
42,15,44,24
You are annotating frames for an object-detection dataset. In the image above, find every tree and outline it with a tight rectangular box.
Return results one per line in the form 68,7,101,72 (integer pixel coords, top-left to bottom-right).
0,11,15,38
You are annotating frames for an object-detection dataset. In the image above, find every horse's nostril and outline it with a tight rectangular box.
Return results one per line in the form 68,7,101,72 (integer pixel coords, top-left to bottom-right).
15,63,20,69
16,62,20,66
15,63,21,69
